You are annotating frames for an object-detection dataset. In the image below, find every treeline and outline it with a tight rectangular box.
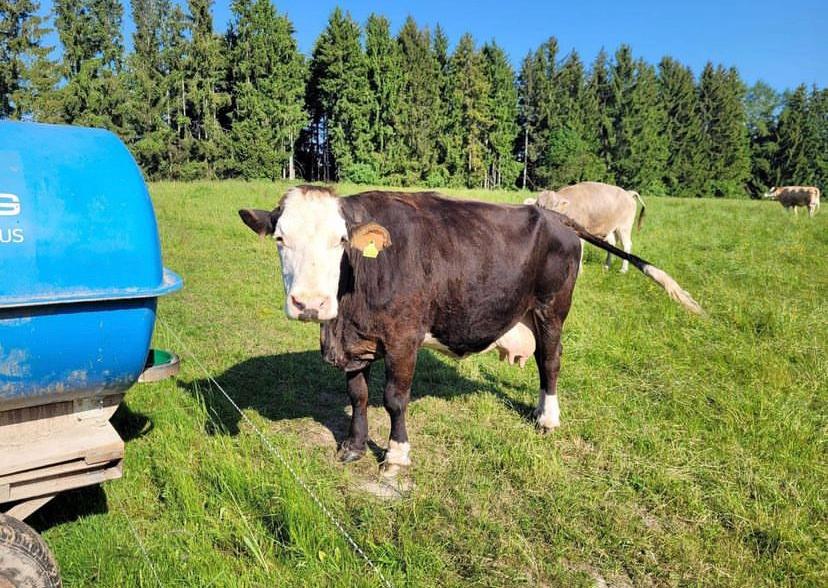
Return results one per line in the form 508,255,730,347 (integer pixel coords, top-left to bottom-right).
2,0,826,197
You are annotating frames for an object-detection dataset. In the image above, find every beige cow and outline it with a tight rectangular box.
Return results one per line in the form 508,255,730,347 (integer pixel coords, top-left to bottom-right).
765,186,821,217
524,181,646,273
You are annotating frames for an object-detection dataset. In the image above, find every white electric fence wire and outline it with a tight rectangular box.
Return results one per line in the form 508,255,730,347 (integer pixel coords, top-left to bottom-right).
158,318,394,588
111,494,163,588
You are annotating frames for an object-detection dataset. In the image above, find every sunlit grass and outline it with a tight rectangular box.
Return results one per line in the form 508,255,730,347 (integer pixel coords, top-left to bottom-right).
34,180,827,587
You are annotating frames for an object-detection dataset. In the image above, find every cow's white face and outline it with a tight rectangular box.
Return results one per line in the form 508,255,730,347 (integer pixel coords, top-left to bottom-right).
240,187,392,323
275,189,347,321
240,188,347,322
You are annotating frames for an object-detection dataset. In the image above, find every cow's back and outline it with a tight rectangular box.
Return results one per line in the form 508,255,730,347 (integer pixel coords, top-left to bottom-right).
775,186,819,207
555,182,637,237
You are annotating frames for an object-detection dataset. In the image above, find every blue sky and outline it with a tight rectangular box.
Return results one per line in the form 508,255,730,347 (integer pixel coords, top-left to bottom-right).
40,0,827,90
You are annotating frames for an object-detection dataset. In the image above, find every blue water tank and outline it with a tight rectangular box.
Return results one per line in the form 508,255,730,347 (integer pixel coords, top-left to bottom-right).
0,122,182,410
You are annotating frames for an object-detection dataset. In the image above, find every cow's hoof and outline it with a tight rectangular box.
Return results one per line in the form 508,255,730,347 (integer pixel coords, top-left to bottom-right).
532,408,560,433
379,462,408,478
336,444,366,463
535,421,560,434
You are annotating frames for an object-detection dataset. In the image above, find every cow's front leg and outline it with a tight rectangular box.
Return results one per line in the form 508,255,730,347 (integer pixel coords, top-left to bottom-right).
337,365,371,463
381,344,417,476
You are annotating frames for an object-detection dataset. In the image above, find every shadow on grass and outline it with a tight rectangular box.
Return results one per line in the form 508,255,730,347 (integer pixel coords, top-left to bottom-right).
27,485,109,534
178,349,536,450
20,403,152,532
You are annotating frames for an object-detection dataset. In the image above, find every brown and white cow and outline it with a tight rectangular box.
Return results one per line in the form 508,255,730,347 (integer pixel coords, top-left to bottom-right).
524,181,646,273
240,186,701,475
765,186,821,217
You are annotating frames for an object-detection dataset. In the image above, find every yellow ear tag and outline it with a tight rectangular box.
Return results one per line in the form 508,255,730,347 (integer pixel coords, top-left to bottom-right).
362,240,379,259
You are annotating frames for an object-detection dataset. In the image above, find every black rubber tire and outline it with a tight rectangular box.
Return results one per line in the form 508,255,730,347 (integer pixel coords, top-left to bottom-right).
0,513,62,588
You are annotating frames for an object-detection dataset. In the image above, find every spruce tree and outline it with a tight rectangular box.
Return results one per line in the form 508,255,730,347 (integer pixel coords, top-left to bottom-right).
482,41,519,189
446,33,490,188
395,17,441,184
306,8,372,182
698,63,750,196
55,0,123,77
182,0,228,178
158,3,189,174
744,80,780,195
516,47,550,189
52,0,127,130
774,85,811,186
126,0,177,176
585,48,613,179
226,0,305,180
658,57,705,196
516,53,536,189
365,14,403,180
429,23,453,186
543,51,604,186
530,38,556,186
0,0,55,119
806,87,828,190
607,46,668,193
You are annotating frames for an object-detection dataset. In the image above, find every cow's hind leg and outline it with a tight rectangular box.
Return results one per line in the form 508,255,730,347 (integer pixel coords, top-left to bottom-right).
337,365,371,463
617,226,633,273
532,279,575,433
603,232,616,271
381,343,418,476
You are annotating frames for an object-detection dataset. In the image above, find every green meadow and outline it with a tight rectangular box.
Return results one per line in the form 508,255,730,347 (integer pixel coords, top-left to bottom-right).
32,182,827,587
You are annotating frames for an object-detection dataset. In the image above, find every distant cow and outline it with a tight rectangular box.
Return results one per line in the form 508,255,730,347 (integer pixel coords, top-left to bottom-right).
765,186,821,217
524,182,646,273
240,187,701,475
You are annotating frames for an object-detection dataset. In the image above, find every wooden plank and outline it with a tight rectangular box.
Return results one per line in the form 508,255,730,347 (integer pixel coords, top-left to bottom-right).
0,394,123,428
3,461,123,503
4,495,55,521
0,456,112,485
0,421,124,476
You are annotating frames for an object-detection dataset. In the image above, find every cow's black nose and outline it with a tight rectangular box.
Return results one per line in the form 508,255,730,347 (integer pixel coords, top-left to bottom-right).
299,309,319,322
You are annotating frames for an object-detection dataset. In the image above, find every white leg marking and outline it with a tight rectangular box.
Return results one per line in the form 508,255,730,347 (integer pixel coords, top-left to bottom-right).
534,390,561,430
386,440,411,466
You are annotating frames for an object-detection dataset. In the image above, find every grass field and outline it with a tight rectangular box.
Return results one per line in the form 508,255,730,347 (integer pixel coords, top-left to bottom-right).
31,181,826,587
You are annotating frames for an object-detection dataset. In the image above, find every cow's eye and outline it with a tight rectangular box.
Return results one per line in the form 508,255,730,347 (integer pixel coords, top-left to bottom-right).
340,236,348,245
274,235,284,245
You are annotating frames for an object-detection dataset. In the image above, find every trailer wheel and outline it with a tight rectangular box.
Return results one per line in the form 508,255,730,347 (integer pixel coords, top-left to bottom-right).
0,513,61,588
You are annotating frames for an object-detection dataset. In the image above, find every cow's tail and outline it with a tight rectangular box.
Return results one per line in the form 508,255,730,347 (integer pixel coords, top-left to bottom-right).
558,215,703,315
631,191,646,231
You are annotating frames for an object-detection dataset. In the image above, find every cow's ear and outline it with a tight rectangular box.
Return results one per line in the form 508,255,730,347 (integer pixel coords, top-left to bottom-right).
239,208,278,237
349,222,391,257
557,198,570,211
